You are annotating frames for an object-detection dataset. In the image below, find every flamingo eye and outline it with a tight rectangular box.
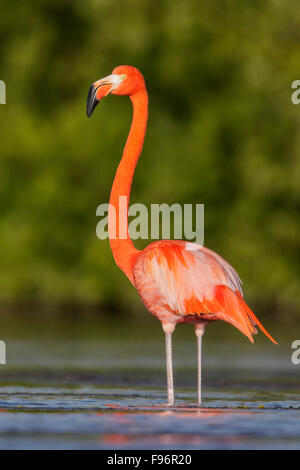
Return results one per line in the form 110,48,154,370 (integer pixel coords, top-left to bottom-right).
120,74,127,81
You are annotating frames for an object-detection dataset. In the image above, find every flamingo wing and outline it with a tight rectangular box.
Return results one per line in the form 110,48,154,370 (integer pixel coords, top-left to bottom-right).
133,240,277,344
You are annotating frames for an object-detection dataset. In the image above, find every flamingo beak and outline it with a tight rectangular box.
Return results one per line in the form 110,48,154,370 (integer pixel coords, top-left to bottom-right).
86,74,123,117
86,84,100,117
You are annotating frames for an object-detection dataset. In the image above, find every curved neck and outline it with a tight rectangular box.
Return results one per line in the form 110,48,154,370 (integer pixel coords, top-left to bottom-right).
108,88,148,283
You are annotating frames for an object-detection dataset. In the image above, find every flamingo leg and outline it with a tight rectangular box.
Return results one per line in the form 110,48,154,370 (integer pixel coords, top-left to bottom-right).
164,329,174,405
195,323,205,406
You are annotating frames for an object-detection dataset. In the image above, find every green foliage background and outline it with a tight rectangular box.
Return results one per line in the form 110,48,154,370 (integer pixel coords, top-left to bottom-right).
0,0,299,320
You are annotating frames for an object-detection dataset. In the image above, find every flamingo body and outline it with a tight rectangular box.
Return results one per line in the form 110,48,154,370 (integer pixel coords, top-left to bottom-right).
133,240,276,343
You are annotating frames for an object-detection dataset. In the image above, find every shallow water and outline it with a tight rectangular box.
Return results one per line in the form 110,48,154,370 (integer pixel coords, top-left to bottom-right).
0,318,299,449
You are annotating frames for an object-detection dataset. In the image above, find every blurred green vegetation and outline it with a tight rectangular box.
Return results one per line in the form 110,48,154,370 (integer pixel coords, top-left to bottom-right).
0,0,299,320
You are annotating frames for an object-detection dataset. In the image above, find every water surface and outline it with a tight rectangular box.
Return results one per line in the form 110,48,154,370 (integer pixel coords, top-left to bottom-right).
0,317,298,449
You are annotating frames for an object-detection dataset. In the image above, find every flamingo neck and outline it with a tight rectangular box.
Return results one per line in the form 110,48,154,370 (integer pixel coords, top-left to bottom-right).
108,88,148,283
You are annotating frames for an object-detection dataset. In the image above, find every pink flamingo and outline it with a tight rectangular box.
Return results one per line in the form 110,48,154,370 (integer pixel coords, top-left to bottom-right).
87,65,277,406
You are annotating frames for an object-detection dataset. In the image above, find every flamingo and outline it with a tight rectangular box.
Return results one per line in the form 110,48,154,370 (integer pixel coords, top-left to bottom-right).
87,65,277,406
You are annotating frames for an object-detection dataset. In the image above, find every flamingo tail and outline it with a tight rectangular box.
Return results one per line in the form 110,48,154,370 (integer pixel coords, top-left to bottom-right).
242,300,278,344
211,286,278,345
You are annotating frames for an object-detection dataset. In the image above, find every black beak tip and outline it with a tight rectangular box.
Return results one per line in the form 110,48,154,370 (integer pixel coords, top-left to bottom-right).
86,85,99,118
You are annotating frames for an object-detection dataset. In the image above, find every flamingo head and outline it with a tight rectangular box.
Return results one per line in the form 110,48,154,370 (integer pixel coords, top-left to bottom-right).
87,65,145,117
